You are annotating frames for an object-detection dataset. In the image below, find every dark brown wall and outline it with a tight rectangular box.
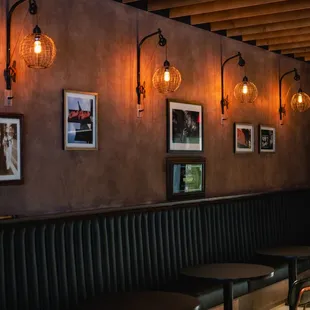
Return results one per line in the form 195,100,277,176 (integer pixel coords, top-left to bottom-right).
0,0,310,215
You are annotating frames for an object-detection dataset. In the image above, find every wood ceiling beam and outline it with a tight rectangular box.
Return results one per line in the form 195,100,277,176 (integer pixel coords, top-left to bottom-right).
294,52,310,58
257,34,310,46
192,0,310,25
269,41,310,51
211,9,310,31
170,0,287,18
147,0,215,12
281,47,310,55
228,18,310,37
243,27,310,41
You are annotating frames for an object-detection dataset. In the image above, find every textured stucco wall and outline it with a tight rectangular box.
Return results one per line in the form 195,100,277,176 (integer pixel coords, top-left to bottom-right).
0,0,310,215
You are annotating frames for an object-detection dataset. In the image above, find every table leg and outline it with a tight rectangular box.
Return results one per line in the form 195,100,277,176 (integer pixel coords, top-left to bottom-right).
288,258,297,289
288,258,297,310
223,281,233,310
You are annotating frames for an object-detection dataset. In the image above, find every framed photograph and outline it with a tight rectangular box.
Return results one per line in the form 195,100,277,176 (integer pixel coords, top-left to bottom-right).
234,123,254,153
259,125,276,153
0,113,23,185
167,99,203,152
166,157,205,201
63,90,98,150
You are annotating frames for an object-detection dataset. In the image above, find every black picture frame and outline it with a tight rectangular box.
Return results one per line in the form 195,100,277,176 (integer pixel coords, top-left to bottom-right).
0,113,24,185
167,99,203,153
259,125,276,153
166,157,206,201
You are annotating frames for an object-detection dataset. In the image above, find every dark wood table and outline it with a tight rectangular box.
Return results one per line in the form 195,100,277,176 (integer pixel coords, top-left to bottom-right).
256,246,310,310
181,263,274,310
76,291,199,310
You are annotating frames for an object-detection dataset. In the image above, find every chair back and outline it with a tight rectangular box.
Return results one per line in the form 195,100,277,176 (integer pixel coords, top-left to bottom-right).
288,277,310,309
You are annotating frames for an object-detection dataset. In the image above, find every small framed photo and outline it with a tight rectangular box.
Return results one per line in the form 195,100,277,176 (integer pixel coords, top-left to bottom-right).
234,123,254,153
167,99,203,152
63,90,98,150
259,125,276,153
166,157,205,201
0,113,23,185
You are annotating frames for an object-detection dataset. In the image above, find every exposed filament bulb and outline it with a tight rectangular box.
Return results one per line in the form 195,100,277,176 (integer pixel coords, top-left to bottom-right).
34,37,42,54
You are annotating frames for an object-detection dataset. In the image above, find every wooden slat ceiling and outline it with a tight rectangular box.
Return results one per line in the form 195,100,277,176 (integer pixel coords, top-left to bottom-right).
118,0,310,62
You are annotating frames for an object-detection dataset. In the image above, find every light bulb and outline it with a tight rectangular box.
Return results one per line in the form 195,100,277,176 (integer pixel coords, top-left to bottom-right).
298,92,303,103
242,83,248,94
164,68,170,82
34,39,42,54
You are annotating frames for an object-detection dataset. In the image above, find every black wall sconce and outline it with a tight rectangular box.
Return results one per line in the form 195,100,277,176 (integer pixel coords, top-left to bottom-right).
221,52,258,124
136,28,181,118
279,68,300,125
220,52,245,123
4,0,56,106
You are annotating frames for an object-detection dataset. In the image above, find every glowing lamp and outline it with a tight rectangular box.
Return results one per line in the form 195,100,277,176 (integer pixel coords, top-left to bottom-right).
152,60,182,94
234,76,258,104
291,88,310,112
20,25,56,69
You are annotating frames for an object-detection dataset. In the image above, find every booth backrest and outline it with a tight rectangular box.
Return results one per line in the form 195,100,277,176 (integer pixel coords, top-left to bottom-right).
0,189,309,310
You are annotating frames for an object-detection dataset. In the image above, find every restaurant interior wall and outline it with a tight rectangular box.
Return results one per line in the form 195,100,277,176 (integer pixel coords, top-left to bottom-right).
0,0,310,215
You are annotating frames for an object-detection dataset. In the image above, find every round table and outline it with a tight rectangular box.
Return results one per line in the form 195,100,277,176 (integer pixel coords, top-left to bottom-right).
76,291,200,310
181,263,274,310
256,246,310,310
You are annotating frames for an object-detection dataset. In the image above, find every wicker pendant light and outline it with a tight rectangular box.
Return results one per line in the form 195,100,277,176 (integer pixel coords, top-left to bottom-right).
20,25,56,69
290,88,310,112
152,60,182,94
234,76,258,104
152,45,181,94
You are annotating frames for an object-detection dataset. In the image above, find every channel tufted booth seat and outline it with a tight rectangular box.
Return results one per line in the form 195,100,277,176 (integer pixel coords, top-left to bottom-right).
0,188,310,310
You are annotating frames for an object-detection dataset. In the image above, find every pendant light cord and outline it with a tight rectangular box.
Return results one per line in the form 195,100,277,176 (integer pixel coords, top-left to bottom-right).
9,10,28,66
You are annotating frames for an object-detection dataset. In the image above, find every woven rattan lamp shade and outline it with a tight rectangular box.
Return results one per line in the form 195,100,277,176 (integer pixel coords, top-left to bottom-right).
20,32,56,69
152,65,182,94
234,76,258,104
291,89,310,112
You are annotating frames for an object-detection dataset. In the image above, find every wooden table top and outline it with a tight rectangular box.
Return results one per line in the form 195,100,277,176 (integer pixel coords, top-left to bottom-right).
256,246,310,259
76,291,199,310
181,263,274,282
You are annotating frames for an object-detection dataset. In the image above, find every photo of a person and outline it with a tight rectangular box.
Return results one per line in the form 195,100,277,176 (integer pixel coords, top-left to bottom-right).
172,109,199,144
259,126,275,153
168,100,203,152
261,130,273,150
0,115,22,183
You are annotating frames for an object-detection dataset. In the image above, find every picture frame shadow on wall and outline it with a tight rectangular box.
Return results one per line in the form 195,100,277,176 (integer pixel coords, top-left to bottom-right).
166,99,203,153
0,113,23,185
166,157,206,201
234,123,255,154
63,90,98,151
259,125,276,153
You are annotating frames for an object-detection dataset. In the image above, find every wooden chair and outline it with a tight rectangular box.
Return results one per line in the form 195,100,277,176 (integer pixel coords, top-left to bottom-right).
288,278,310,310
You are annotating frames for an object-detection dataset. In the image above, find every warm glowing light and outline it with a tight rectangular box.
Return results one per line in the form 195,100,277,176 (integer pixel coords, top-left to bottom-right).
164,68,170,82
34,39,42,54
234,76,258,103
242,83,248,94
290,88,310,112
